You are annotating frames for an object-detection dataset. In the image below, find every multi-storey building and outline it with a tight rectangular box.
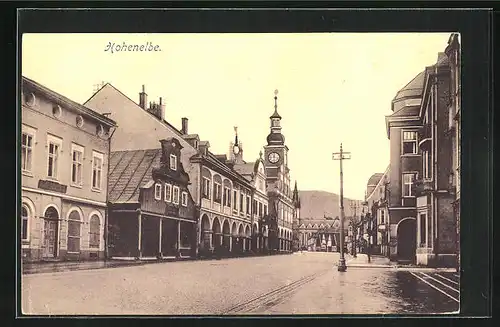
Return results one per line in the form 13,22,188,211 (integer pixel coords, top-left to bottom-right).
384,34,460,267
362,167,390,256
84,84,266,258
413,49,458,267
444,33,461,269
106,137,197,259
385,70,424,263
231,133,270,252
21,76,116,262
263,91,296,252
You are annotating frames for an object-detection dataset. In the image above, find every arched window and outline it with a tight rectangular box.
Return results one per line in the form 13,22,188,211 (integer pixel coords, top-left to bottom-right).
21,205,29,241
89,214,101,248
67,210,81,253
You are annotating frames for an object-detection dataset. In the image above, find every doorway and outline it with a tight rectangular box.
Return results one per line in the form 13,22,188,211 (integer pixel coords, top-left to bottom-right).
43,207,59,259
397,218,417,263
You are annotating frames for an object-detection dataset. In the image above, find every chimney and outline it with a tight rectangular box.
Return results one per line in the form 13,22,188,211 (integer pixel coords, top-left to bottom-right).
139,85,148,110
181,118,188,135
159,97,166,121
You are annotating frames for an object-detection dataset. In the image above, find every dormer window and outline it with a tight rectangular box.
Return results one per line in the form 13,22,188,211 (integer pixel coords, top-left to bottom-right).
169,154,177,170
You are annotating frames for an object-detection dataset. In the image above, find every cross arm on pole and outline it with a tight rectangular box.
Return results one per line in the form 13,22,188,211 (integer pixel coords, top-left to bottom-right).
332,152,352,160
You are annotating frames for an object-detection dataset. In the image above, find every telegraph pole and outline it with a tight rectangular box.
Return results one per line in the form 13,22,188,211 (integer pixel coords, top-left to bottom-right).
333,143,351,272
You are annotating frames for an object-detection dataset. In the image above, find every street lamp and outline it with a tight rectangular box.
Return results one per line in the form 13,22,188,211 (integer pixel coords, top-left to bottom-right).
333,143,351,272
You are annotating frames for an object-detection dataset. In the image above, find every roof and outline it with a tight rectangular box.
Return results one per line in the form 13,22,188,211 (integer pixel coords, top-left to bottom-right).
83,82,183,135
233,162,255,177
108,148,162,203
436,52,449,65
392,71,425,102
367,173,384,186
23,76,116,127
267,132,285,145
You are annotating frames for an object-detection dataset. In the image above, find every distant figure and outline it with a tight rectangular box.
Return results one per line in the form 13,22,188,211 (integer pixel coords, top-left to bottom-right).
367,243,372,263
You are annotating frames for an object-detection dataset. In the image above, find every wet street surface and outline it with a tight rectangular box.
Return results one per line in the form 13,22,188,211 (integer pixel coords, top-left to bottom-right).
21,252,459,315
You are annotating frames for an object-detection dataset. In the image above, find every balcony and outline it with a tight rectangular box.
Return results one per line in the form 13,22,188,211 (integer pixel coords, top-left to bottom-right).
418,124,432,149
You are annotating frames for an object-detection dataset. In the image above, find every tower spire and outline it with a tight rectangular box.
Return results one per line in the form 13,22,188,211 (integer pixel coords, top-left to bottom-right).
270,89,282,119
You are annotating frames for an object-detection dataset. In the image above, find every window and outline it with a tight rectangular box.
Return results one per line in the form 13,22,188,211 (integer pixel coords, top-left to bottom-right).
240,193,244,212
253,199,257,215
223,187,231,207
423,150,432,179
246,196,251,214
92,151,104,190
21,205,29,241
202,178,211,199
169,154,177,171
264,204,268,216
181,191,188,206
380,210,385,224
21,129,35,173
67,210,81,253
154,183,162,200
173,186,180,204
402,173,416,197
233,190,238,210
213,182,222,203
71,144,84,186
89,214,100,248
419,213,427,246
258,202,263,217
402,131,418,155
164,183,172,202
47,136,61,179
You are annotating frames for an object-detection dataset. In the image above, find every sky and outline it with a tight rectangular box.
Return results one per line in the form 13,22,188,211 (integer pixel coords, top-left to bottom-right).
22,32,452,200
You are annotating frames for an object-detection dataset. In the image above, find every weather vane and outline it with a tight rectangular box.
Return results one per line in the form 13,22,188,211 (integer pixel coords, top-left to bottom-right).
274,89,279,96
234,126,238,135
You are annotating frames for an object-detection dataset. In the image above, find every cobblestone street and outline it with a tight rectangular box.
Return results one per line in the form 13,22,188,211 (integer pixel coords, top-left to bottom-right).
22,252,459,315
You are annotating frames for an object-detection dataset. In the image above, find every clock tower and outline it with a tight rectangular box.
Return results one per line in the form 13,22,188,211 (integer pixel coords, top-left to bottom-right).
264,90,290,193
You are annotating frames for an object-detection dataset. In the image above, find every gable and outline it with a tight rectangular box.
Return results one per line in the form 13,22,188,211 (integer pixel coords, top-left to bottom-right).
84,84,200,201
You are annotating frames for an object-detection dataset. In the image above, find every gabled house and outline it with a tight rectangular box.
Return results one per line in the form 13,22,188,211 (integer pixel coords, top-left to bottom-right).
107,138,197,259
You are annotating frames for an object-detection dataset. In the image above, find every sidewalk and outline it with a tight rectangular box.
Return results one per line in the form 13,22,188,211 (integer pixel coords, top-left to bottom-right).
345,254,393,268
22,259,155,275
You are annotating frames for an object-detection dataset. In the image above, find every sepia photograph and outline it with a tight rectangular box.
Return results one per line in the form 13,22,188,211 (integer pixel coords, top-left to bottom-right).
20,30,461,316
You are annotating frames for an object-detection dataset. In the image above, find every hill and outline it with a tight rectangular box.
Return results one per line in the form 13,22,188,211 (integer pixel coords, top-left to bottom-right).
298,190,361,220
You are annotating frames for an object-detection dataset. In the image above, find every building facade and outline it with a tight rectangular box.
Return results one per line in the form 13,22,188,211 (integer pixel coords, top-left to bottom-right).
232,136,271,252
384,34,460,267
107,138,197,259
385,70,424,263
445,33,461,269
362,168,390,256
21,77,116,262
414,50,458,268
263,92,295,252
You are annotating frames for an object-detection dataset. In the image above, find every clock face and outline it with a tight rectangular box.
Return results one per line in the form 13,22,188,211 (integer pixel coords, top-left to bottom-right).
268,152,280,164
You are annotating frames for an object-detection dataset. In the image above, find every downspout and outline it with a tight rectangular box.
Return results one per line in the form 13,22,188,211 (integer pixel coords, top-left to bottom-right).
104,125,117,260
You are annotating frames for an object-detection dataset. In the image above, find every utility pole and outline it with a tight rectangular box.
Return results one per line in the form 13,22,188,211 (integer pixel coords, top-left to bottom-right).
333,143,351,272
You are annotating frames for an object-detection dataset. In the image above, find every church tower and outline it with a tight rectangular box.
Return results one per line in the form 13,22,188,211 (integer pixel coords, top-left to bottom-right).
264,90,290,195
229,126,244,163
